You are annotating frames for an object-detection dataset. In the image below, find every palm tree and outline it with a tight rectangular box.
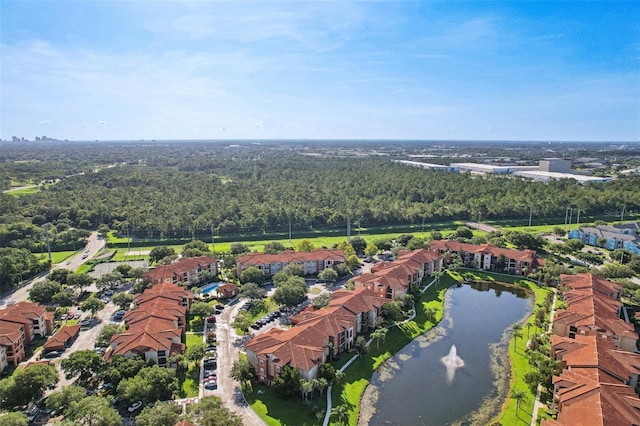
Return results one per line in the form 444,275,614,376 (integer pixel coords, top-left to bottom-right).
326,341,335,361
334,370,346,387
526,322,532,338
512,324,523,352
371,328,388,350
511,389,527,416
300,379,313,402
331,404,349,424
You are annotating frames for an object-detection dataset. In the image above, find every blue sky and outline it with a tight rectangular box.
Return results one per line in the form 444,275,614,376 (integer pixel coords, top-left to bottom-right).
1,1,639,141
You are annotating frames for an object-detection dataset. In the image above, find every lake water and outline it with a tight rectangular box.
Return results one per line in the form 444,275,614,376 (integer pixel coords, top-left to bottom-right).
364,281,532,426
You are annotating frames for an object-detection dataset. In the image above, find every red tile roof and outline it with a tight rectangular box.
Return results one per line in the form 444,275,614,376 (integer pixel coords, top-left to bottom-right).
328,287,388,314
0,301,46,323
144,256,216,283
43,325,80,351
109,319,183,358
124,298,186,328
546,369,640,426
556,274,637,340
0,321,24,346
107,284,191,363
429,240,542,265
134,283,193,307
245,322,328,372
397,248,441,264
236,249,345,268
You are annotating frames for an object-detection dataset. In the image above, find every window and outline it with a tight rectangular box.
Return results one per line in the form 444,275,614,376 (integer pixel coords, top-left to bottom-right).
276,365,280,372
260,359,264,366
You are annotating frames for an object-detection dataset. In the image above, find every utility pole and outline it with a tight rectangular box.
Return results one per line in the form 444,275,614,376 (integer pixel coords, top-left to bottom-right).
568,208,573,230
44,224,52,263
528,207,533,227
576,208,581,226
621,205,626,221
127,226,131,254
347,217,351,239
211,224,215,252
564,207,571,231
288,220,292,244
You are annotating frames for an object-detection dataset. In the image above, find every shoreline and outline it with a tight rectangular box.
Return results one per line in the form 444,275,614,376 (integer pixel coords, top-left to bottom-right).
355,277,537,426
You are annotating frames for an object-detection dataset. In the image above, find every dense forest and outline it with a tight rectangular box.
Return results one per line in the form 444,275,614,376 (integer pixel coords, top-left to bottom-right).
1,141,639,244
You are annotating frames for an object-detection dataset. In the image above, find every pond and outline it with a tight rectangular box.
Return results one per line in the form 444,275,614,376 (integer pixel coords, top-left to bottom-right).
362,281,533,426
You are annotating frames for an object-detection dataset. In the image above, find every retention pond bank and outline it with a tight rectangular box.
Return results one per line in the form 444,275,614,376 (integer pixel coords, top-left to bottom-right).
360,281,533,425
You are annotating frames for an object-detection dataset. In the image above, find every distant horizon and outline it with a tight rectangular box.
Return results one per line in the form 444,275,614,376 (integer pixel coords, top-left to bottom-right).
2,1,638,141
3,137,640,145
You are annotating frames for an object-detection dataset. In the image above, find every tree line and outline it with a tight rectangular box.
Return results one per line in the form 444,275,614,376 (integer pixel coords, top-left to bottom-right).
2,147,638,242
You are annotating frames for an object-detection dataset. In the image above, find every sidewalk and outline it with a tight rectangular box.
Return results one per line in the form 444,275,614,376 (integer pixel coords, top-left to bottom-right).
530,288,557,426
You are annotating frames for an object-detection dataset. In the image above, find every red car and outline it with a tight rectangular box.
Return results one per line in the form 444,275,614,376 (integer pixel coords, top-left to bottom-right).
67,312,75,320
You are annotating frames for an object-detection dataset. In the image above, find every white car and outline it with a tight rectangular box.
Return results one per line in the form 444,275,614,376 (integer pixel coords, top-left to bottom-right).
127,401,143,412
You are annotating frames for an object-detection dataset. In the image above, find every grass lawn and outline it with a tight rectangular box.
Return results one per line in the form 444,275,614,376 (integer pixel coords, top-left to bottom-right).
177,333,205,398
35,250,77,265
496,284,551,426
6,186,40,196
185,332,204,348
110,251,153,262
245,383,323,426
177,364,200,398
98,218,640,261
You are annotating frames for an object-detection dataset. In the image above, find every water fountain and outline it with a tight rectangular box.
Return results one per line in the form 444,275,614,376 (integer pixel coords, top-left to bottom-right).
441,344,464,383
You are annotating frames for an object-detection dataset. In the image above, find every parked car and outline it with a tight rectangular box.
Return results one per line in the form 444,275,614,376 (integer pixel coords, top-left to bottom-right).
44,351,61,359
127,401,143,413
67,312,75,320
204,380,217,389
26,407,40,422
73,312,81,319
215,304,225,310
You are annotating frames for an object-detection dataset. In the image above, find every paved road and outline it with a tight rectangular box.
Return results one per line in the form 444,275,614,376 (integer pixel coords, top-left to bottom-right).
1,231,105,306
209,302,266,426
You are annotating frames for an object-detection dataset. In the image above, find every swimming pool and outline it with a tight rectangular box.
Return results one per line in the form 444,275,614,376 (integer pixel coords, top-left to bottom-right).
200,282,220,295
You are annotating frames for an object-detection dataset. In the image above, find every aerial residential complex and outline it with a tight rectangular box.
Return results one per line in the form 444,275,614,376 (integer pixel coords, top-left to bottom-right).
143,256,218,285
245,287,389,383
235,249,345,278
569,222,640,254
106,283,193,366
0,301,54,366
430,239,544,275
243,242,543,385
544,273,640,425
